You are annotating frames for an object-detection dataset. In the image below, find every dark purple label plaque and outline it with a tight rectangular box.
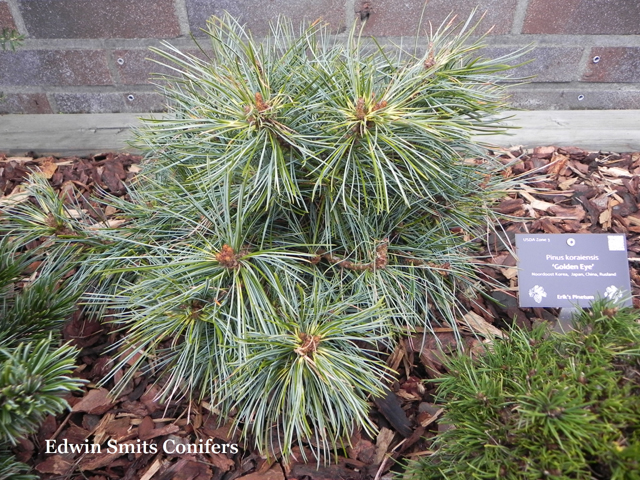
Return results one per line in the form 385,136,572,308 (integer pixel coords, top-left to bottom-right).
516,234,632,308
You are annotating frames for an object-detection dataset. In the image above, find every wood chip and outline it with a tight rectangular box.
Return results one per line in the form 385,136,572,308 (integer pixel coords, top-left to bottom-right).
72,388,115,415
6,156,34,164
374,427,396,465
519,190,555,211
547,152,569,176
558,177,578,190
0,185,30,206
600,166,634,178
140,457,166,480
373,388,413,438
458,311,506,339
35,455,73,475
208,453,235,473
549,204,586,221
599,208,612,229
418,408,444,428
79,444,129,471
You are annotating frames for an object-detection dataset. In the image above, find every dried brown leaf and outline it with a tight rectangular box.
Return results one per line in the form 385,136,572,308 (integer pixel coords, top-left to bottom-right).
38,157,58,179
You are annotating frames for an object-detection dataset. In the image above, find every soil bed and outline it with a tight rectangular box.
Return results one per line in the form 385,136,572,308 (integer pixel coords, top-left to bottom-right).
1,146,639,480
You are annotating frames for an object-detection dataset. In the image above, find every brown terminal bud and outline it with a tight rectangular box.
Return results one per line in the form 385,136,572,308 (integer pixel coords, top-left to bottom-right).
355,97,367,120
215,244,241,269
295,332,322,357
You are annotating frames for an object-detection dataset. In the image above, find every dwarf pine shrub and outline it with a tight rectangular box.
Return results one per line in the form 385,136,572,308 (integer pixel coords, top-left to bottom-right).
405,300,640,480
69,13,527,461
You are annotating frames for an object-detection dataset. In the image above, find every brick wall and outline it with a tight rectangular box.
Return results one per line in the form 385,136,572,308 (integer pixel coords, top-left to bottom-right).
1,0,639,114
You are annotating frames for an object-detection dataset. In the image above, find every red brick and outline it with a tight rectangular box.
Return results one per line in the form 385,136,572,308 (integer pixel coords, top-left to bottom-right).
523,0,640,35
0,50,112,86
482,46,583,83
50,91,166,113
507,88,640,110
0,93,52,114
0,1,16,30
582,48,640,83
114,48,208,85
122,92,166,113
186,0,345,37
359,0,517,37
52,93,126,113
115,49,171,85
18,0,180,39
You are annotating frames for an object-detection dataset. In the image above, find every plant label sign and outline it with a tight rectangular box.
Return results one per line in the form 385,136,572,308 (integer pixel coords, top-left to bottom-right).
516,234,632,308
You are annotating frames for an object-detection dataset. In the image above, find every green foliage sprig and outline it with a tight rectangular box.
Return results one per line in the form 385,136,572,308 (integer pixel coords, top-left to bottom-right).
0,239,78,347
0,28,24,51
405,300,640,480
228,282,393,461
0,446,34,480
0,338,84,445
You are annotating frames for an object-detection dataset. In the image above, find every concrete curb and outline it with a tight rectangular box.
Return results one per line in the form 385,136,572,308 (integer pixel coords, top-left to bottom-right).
1,110,639,156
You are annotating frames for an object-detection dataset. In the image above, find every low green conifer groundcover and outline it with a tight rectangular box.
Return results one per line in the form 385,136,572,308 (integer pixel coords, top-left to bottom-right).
1,13,640,480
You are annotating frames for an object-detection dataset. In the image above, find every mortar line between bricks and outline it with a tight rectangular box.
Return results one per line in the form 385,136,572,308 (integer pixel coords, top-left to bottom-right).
45,91,59,114
486,35,640,48
173,0,191,37
0,85,160,94
105,48,125,89
9,35,640,51
4,83,636,96
368,34,640,48
10,37,200,51
575,46,595,86
510,0,529,35
512,82,640,91
345,0,355,32
5,0,27,35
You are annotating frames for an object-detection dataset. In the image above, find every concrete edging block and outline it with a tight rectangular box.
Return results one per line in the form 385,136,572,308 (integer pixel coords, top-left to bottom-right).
1,110,639,156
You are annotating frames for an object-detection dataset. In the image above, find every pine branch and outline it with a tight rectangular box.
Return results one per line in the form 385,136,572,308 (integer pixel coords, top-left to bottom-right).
314,240,389,271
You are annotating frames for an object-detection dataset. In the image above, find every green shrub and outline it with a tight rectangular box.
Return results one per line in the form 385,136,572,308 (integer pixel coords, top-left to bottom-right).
0,216,86,479
73,13,526,460
404,300,640,480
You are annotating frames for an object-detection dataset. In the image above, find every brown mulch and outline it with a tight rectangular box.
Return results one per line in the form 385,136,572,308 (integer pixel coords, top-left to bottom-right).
1,146,639,480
